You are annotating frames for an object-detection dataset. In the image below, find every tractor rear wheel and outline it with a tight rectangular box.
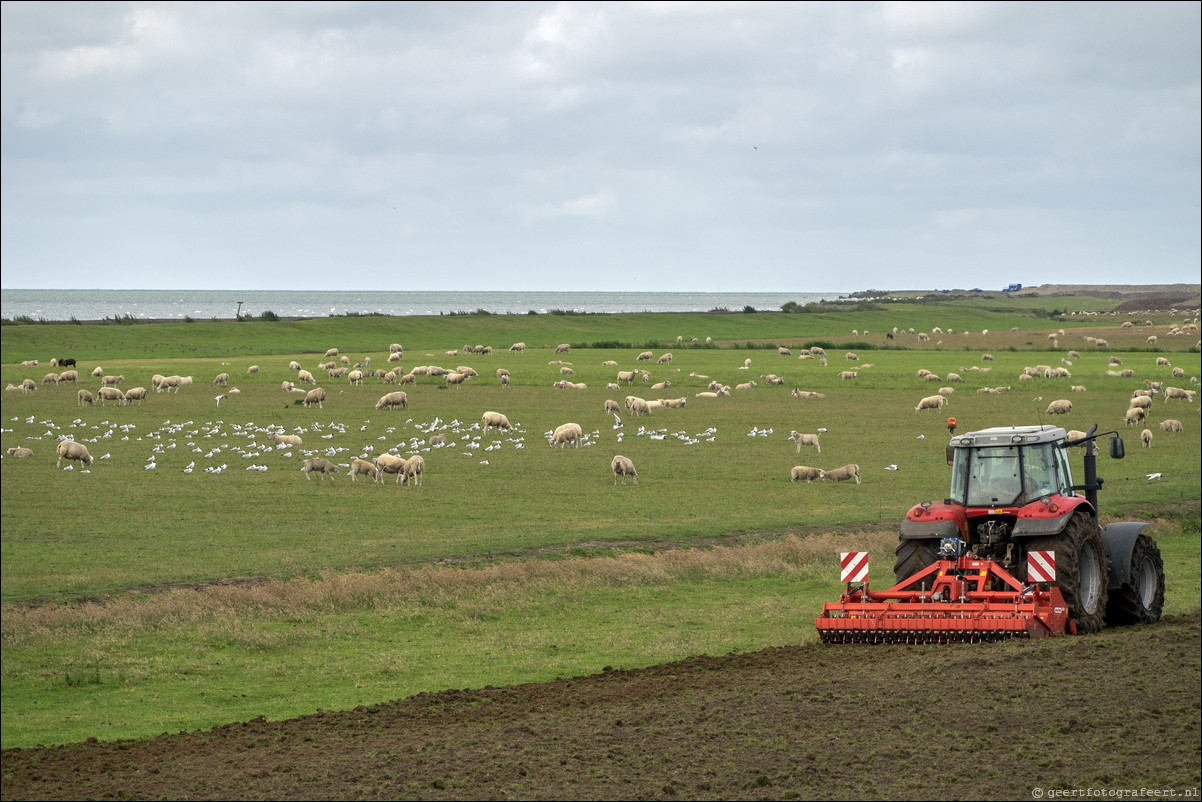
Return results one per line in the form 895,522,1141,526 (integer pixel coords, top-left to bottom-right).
1027,511,1107,634
893,537,940,587
1105,533,1165,626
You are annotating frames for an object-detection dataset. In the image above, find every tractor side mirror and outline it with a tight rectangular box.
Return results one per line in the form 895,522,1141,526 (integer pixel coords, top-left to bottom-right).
946,445,954,466
1110,436,1125,459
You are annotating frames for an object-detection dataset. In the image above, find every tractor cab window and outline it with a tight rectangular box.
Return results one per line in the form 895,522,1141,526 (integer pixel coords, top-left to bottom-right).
961,446,1022,507
1020,443,1058,503
1054,444,1075,497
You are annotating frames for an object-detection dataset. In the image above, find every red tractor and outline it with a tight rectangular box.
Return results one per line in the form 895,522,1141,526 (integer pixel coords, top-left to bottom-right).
816,424,1165,643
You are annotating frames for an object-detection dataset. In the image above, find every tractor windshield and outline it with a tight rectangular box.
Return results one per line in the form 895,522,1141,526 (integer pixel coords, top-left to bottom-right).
950,443,1064,507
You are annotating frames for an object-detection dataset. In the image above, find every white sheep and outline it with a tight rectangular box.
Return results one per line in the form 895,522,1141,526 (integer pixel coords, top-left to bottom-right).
1140,428,1153,448
839,371,858,381
1163,387,1196,402
57,370,78,384
915,395,947,412
1044,399,1072,415
42,372,60,385
401,454,425,486
509,342,526,353
20,378,37,393
374,453,408,484
550,422,583,448
271,433,303,448
7,446,34,458
349,458,379,482
628,398,652,416
375,391,408,410
247,365,259,374
101,374,124,386
304,387,326,408
97,387,126,405
213,372,230,386
823,464,861,484
124,387,147,404
56,440,92,469
348,370,364,385
604,399,622,416
77,389,94,406
790,466,825,483
1124,407,1146,426
789,431,821,453
611,455,638,485
1159,419,1183,432
482,411,513,433
297,369,317,385
301,458,340,480
555,343,571,354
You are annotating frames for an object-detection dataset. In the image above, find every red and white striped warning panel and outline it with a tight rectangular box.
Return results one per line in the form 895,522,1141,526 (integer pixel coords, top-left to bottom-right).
840,552,869,583
1027,551,1056,583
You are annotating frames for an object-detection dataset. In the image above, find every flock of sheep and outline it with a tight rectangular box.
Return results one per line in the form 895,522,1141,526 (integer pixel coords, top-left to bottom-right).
6,315,1198,489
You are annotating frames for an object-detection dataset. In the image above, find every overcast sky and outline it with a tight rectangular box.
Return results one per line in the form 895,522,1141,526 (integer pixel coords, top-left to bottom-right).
2,2,1198,293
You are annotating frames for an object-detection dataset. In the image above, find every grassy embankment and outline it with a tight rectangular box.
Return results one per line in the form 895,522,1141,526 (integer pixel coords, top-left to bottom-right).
2,295,1199,749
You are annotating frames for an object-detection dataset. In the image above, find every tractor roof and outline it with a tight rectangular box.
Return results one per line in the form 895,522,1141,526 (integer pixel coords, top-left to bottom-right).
949,425,1067,448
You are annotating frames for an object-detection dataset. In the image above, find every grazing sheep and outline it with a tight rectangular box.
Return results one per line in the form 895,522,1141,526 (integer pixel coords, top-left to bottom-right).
915,395,948,412
7,447,34,458
20,378,37,393
1172,367,1185,379
839,371,858,380
778,347,792,356
789,431,821,453
482,411,514,433
1155,356,1171,367
375,391,408,410
1124,407,1146,426
1159,419,1183,432
247,365,259,374
42,373,60,385
325,348,339,358
390,343,404,354
611,455,638,485
790,466,825,483
297,369,317,385
302,458,340,480
1044,399,1072,415
54,370,77,384
124,387,147,404
77,389,94,406
846,352,858,361
56,440,92,469
1129,396,1152,410
401,454,425,486
604,399,622,416
271,433,303,448
428,434,447,446
97,386,126,405
636,351,654,362
347,370,364,385
823,464,861,484
374,453,408,484
509,342,526,353
657,353,673,365
213,372,230,386
101,374,124,386
349,458,379,482
1140,429,1153,448
304,387,326,408
555,343,571,354
550,422,583,448
1163,386,1196,402
628,398,652,416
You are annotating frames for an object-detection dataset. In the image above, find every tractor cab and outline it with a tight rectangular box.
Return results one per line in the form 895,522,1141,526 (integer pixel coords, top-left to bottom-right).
947,426,1077,509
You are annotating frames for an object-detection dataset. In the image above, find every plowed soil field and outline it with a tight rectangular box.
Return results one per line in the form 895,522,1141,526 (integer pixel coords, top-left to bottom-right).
3,613,1199,801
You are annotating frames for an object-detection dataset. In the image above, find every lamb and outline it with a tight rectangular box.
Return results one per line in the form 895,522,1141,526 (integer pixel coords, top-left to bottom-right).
1159,419,1183,432
401,454,425,486
823,463,861,484
271,433,303,448
7,446,34,458
301,458,340,480
97,386,126,405
790,466,825,483
789,431,821,453
303,387,326,408
1044,399,1072,415
1140,428,1153,448
611,455,638,485
77,389,94,406
124,387,147,404
374,453,409,484
550,422,583,448
482,411,513,432
56,440,92,469
349,458,379,482
375,391,408,410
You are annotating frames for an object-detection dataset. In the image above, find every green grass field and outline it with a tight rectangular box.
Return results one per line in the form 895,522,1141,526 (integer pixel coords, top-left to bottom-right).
2,296,1199,748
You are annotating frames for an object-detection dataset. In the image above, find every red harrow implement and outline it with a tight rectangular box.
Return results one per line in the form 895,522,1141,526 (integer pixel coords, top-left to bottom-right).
815,547,1073,644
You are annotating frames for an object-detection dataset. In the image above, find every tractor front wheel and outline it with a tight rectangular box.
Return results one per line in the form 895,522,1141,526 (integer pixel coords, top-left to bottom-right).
1105,533,1165,626
1027,512,1107,634
893,537,940,588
